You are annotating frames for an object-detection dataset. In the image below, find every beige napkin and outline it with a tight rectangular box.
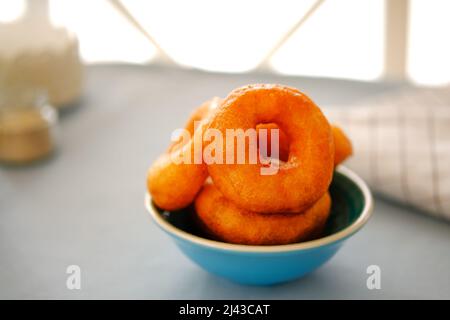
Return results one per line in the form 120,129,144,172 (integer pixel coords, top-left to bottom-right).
326,86,450,221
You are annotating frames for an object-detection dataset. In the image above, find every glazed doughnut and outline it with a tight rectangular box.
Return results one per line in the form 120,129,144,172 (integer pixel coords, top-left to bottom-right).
332,125,353,166
194,183,331,245
206,84,334,213
147,98,220,211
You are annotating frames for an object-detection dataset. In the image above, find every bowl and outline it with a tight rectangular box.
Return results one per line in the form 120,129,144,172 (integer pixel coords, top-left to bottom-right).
145,166,373,285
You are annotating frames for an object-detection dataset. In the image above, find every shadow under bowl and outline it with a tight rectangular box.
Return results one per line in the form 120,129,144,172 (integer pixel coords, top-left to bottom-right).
145,166,373,285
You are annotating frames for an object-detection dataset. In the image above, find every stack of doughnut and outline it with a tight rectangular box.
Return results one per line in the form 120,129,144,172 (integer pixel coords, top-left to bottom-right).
147,84,352,245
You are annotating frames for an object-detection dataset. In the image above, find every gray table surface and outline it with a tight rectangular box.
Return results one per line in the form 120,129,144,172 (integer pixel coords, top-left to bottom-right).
1,65,449,299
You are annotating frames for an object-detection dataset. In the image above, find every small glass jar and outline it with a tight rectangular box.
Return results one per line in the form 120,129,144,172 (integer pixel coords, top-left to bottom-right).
0,87,58,164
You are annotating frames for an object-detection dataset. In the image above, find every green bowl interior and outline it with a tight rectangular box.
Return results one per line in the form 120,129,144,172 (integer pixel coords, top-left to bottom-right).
154,170,365,243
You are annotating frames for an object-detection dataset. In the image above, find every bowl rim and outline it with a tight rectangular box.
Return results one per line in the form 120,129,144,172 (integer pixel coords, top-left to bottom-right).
145,166,373,253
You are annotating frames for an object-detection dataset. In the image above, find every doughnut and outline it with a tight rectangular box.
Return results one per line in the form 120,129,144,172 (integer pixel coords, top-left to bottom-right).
147,98,221,211
332,125,353,166
206,84,334,213
194,183,331,245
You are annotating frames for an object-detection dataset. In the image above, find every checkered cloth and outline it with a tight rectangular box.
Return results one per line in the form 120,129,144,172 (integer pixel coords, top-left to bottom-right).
326,86,450,221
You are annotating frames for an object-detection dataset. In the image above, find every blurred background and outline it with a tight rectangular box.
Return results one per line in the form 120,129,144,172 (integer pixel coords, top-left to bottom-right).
1,0,449,84
0,0,449,299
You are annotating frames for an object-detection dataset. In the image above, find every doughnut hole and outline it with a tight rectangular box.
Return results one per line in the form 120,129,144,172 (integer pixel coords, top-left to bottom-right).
256,123,290,162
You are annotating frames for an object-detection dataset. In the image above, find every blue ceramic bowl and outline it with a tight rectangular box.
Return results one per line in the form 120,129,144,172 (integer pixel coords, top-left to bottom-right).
146,166,373,285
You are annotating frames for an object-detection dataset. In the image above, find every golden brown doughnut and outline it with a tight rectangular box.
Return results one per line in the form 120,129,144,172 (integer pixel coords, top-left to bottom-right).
206,84,334,213
332,125,353,166
194,183,331,245
147,98,220,211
